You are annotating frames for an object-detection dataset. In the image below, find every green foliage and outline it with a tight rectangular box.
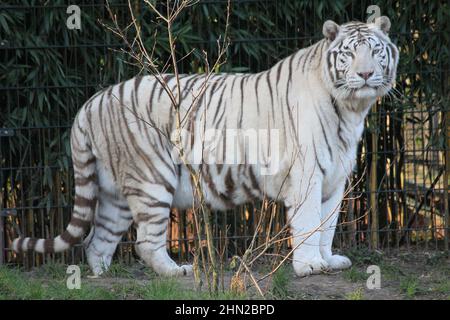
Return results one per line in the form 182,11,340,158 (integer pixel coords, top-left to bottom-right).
103,262,135,279
346,247,384,266
0,266,115,300
345,288,365,300
139,277,197,300
425,251,449,266
433,280,450,295
270,264,291,299
379,262,404,281
31,262,70,280
400,276,420,298
343,267,368,283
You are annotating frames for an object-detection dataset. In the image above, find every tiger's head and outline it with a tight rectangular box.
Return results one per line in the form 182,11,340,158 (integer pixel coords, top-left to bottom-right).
321,16,399,104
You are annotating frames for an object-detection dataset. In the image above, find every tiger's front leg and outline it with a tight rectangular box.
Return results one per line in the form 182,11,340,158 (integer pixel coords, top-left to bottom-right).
286,175,329,277
320,184,352,270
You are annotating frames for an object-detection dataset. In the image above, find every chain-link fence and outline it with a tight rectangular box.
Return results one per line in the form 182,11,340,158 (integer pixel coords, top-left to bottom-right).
1,0,449,267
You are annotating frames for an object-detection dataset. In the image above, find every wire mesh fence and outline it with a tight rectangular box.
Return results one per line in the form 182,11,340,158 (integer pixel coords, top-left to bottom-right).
0,0,449,267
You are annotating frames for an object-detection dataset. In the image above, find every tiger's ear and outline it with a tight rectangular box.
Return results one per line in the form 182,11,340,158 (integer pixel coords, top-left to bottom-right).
323,20,340,41
375,16,391,34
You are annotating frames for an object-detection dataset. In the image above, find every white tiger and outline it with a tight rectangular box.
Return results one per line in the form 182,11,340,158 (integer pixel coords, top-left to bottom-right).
13,17,398,278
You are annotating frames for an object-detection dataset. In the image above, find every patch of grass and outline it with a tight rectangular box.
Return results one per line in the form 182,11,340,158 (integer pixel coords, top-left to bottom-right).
29,263,67,279
270,264,290,299
343,267,368,283
0,266,115,300
109,282,147,299
345,288,364,300
400,277,419,299
0,267,46,299
379,261,405,281
425,252,449,266
345,248,383,266
103,263,134,279
436,263,450,277
140,277,188,299
30,262,91,280
44,281,117,300
433,280,450,295
0,266,247,300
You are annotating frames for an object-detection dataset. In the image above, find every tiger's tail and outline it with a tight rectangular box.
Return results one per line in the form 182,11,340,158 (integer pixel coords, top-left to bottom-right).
12,109,98,254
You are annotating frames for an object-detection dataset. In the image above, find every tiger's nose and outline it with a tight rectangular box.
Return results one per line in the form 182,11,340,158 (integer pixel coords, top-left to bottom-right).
357,71,374,80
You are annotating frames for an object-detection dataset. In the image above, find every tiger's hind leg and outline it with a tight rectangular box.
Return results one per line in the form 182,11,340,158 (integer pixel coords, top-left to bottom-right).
84,168,133,277
124,182,192,277
84,194,132,276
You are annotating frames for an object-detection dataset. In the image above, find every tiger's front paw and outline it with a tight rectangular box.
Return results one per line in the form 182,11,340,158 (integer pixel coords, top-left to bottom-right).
178,264,193,276
293,256,329,277
159,264,193,277
324,254,352,270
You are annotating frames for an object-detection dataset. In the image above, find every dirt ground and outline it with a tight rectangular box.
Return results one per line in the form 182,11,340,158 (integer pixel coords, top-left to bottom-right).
6,248,449,300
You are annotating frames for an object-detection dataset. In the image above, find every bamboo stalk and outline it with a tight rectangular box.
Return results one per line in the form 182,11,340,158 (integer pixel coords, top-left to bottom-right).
347,197,356,247
443,99,449,252
0,215,4,265
203,207,218,293
370,106,379,249
26,192,33,269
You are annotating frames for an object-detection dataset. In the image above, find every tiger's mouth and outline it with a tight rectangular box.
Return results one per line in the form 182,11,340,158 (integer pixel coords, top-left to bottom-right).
353,84,377,91
348,82,394,100
358,81,385,89
345,81,381,91
361,84,382,92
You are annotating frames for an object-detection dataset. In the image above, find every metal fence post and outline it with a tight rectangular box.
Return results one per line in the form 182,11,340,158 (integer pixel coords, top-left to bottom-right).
0,214,4,265
443,78,450,252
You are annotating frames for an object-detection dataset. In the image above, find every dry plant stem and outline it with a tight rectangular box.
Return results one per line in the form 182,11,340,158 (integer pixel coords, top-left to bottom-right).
218,229,229,292
192,249,203,289
233,256,264,298
191,206,210,291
